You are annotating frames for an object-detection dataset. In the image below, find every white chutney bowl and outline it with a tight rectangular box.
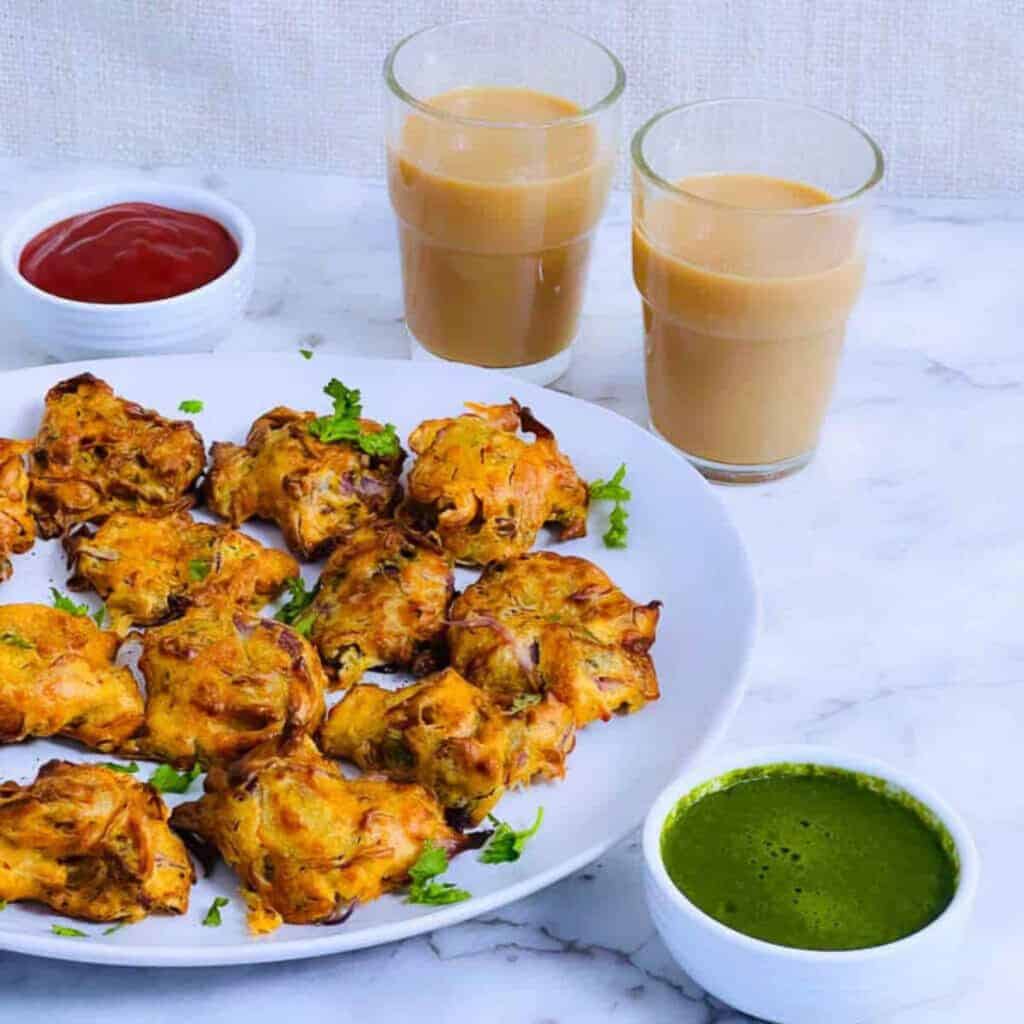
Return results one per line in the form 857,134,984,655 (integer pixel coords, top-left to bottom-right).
1,183,255,361
642,744,979,1024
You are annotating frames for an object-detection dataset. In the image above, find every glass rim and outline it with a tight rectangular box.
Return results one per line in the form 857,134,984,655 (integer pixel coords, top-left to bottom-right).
631,98,885,216
383,17,626,129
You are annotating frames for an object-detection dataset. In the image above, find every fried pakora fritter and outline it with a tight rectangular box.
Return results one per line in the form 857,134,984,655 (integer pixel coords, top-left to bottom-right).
306,520,452,687
319,668,575,826
401,400,588,566
204,407,405,560
449,552,661,728
28,374,205,539
171,733,473,933
65,510,298,631
125,609,326,768
0,604,143,750
0,760,192,923
0,439,34,583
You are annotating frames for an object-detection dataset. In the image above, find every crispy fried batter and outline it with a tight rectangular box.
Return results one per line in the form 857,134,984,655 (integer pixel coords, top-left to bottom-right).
0,439,34,583
307,520,452,687
0,604,143,750
65,510,298,631
171,733,471,933
125,609,326,768
204,407,405,560
28,374,205,538
449,552,661,728
401,400,588,566
0,760,192,922
319,668,575,826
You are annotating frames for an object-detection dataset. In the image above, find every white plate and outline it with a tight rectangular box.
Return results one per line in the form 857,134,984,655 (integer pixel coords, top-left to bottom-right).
0,353,757,967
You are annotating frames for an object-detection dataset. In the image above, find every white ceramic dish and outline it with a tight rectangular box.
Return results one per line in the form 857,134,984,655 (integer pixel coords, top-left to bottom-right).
0,352,756,967
643,745,979,1024
1,184,255,361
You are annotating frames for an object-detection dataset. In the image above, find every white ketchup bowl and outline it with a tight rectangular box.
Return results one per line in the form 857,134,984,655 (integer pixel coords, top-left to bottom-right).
643,744,979,1024
1,183,255,361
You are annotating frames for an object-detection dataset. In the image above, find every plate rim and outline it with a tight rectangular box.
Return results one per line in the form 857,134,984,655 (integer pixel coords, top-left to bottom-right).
0,351,759,967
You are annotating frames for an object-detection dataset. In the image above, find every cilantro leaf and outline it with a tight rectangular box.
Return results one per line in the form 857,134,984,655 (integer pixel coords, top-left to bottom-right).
299,348,314,360
0,629,33,649
148,762,202,794
178,400,204,414
0,899,6,911
275,576,318,636
506,693,542,715
188,559,212,582
307,378,400,458
480,807,544,864
102,761,139,774
51,587,89,617
589,464,631,503
92,604,107,628
589,464,631,548
202,896,229,927
103,922,127,936
406,840,471,905
52,924,87,938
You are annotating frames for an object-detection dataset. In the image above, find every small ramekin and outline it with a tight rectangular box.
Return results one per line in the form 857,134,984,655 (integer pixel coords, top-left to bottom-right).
1,183,255,361
643,745,979,1024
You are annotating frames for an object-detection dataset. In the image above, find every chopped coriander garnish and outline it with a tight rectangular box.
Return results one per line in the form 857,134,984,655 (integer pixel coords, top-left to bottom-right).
188,559,212,582
275,576,318,637
0,899,7,911
51,924,87,938
202,896,229,927
50,587,89,617
0,629,33,649
299,348,313,360
307,379,401,458
406,840,471,905
506,693,542,715
178,400,204,414
589,464,631,549
148,762,202,794
92,604,107,628
480,807,544,864
103,922,127,936
101,761,139,774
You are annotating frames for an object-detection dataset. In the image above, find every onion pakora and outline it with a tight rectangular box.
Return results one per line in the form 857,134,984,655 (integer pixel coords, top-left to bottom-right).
0,604,143,750
28,374,205,538
0,439,34,583
401,400,588,566
0,760,192,923
319,668,575,826
126,609,326,768
307,520,452,687
65,510,298,631
204,406,405,560
449,552,661,728
171,733,473,933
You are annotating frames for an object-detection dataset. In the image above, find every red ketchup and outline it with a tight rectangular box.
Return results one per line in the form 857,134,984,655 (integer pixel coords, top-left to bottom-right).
19,202,239,304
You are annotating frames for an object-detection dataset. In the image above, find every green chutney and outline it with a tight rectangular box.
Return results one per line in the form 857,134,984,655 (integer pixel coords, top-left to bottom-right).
660,763,958,951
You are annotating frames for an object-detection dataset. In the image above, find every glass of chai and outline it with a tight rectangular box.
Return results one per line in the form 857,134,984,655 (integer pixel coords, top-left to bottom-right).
632,99,884,483
385,19,624,385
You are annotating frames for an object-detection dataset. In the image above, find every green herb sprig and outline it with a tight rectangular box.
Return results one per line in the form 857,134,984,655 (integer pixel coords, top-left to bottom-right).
202,897,229,927
102,761,139,774
480,807,544,864
406,840,471,905
0,629,33,649
50,587,89,617
589,464,631,548
52,924,87,938
274,576,318,637
307,379,400,457
188,559,212,582
149,762,202,794
178,400,204,414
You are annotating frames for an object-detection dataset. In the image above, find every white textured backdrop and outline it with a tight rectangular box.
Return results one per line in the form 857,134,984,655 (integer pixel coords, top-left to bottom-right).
1,0,1021,195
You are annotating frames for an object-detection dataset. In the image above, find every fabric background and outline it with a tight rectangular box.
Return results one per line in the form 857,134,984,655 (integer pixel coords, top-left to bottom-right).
0,0,1020,196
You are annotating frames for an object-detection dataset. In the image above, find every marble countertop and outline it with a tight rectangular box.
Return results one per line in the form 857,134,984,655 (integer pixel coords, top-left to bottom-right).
0,160,1021,1022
